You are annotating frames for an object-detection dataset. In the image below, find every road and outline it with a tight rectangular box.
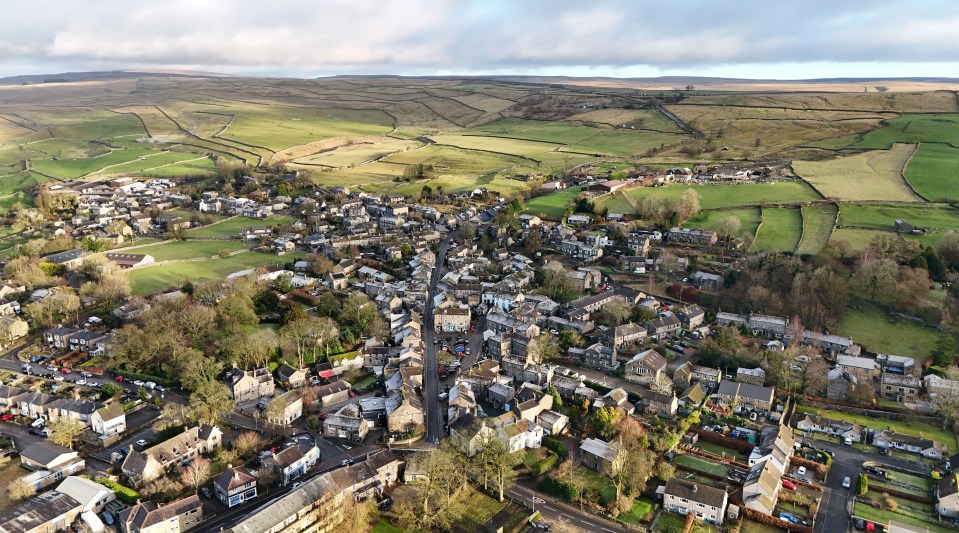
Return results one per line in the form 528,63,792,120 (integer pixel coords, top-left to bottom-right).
808,436,928,533
509,483,629,532
422,231,453,444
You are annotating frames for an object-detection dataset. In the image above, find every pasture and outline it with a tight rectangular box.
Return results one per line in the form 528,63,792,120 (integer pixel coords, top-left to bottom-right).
186,215,298,239
683,208,762,238
845,113,959,149
217,106,395,152
795,204,838,255
839,204,959,230
132,240,249,262
904,143,959,202
126,251,305,295
523,187,584,220
30,148,159,179
838,302,955,363
792,143,922,202
829,228,896,253
596,182,821,214
754,208,803,252
431,133,598,171
293,138,422,168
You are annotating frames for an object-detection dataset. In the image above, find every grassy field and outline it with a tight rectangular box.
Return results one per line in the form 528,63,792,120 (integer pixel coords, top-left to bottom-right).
754,208,803,252
293,138,422,167
30,148,162,179
796,204,838,255
828,228,897,252
466,117,687,155
218,106,394,152
904,143,959,202
618,497,656,527
684,208,762,238
371,519,407,533
382,144,528,175
575,466,617,506
792,144,922,202
126,251,304,295
846,114,959,149
186,216,298,239
838,302,956,364
597,182,821,214
654,512,716,533
523,187,583,220
431,133,599,171
839,204,959,230
133,240,248,261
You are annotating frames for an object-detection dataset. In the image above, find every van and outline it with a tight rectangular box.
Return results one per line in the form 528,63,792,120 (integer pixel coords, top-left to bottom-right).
31,418,45,428
844,437,853,446
144,381,157,390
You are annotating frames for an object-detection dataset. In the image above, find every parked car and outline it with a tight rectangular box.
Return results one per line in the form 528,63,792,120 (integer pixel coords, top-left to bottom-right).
797,466,807,476
29,427,43,435
0,414,14,422
782,479,796,490
843,476,851,488
60,368,72,374
855,518,865,531
115,376,124,382
200,486,212,498
102,511,115,525
779,512,799,524
136,439,148,447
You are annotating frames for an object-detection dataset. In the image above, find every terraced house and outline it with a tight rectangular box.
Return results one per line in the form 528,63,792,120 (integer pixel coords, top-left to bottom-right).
664,478,728,524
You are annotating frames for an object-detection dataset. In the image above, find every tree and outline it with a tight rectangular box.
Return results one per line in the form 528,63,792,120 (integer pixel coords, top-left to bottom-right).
715,215,742,244
856,473,869,496
630,306,658,324
937,233,959,269
189,379,234,425
676,189,701,222
932,366,959,428
654,461,675,482
557,330,584,352
256,465,279,492
524,228,542,254
528,332,561,367
48,418,84,449
608,417,655,501
307,253,335,277
340,497,377,533
181,456,211,491
538,267,575,301
590,407,624,440
216,293,258,332
100,382,123,397
650,372,674,395
234,431,266,458
594,299,631,327
8,479,35,502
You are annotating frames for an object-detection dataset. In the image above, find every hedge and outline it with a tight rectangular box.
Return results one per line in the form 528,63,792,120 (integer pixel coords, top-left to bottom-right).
543,436,567,458
97,478,140,504
540,475,577,501
531,452,558,476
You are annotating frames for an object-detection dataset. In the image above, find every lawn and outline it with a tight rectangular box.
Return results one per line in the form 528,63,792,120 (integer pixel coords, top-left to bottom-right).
597,182,821,214
846,113,959,150
683,208,762,239
792,144,923,202
133,240,248,261
575,465,617,505
371,519,407,533
795,404,957,452
839,204,959,230
697,440,747,461
186,215,297,239
655,511,716,533
618,497,656,526
523,187,584,220
740,519,785,533
853,502,951,533
904,143,959,202
126,251,305,295
673,454,728,477
796,204,838,255
838,301,956,364
754,208,803,252
450,485,508,532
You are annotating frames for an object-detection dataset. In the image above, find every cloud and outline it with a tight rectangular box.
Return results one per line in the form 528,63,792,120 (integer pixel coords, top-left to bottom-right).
0,0,957,77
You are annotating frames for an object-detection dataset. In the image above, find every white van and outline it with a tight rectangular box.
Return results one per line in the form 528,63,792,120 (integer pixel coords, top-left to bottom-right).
30,418,45,428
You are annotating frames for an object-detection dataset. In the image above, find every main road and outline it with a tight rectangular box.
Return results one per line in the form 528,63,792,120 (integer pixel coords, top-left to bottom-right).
422,231,453,444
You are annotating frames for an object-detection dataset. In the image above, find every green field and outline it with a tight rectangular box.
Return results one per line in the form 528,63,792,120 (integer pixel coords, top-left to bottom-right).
846,114,959,150
431,133,599,170
134,240,249,261
30,148,160,179
838,302,956,364
186,216,297,239
904,143,959,202
467,117,687,154
523,187,584,220
839,204,959,230
218,106,394,152
294,138,422,167
829,228,896,252
792,143,922,202
683,208,762,238
0,171,52,197
126,251,305,295
382,144,528,175
598,182,821,215
796,204,838,255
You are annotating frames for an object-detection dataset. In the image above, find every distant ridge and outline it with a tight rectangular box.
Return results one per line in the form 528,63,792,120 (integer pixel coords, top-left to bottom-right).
324,74,959,84
0,70,233,86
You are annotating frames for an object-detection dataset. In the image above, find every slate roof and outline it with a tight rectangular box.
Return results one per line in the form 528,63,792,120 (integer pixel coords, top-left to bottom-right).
20,441,75,466
665,477,728,509
214,467,257,492
120,495,202,530
0,491,81,533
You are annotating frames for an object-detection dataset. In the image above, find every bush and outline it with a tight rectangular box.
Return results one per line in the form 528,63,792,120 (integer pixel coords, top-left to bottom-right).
544,437,568,458
932,471,942,480
857,473,868,496
540,475,577,501
96,478,140,504
531,452,558,476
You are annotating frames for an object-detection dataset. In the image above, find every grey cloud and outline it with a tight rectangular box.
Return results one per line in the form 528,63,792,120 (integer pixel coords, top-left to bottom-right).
0,0,957,76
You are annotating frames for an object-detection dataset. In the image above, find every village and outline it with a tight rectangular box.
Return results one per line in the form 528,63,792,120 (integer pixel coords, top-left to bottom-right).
0,167,956,533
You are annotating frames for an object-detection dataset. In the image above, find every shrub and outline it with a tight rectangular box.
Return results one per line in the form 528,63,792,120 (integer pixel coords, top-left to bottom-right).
97,478,140,504
219,249,232,258
540,475,577,501
857,473,868,496
544,437,568,458
932,471,942,480
531,452,558,476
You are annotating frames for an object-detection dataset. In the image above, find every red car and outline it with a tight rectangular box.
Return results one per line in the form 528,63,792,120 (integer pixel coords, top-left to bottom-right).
115,376,124,382
782,479,796,491
60,368,72,374
0,414,14,422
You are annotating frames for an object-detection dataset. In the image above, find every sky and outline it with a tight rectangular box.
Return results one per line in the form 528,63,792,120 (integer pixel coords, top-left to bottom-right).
1,0,958,79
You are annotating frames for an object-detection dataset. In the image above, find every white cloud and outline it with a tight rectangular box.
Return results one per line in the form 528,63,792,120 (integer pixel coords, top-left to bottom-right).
0,0,957,77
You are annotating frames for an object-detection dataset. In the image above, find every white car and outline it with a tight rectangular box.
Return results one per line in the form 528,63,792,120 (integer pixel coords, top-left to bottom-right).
133,380,145,387
797,466,807,476
76,380,87,386
53,376,65,382
842,476,851,489
136,439,148,447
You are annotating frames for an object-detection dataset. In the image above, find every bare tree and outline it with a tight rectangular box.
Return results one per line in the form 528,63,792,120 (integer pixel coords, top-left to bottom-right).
48,418,84,449
8,479,35,501
181,456,211,491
